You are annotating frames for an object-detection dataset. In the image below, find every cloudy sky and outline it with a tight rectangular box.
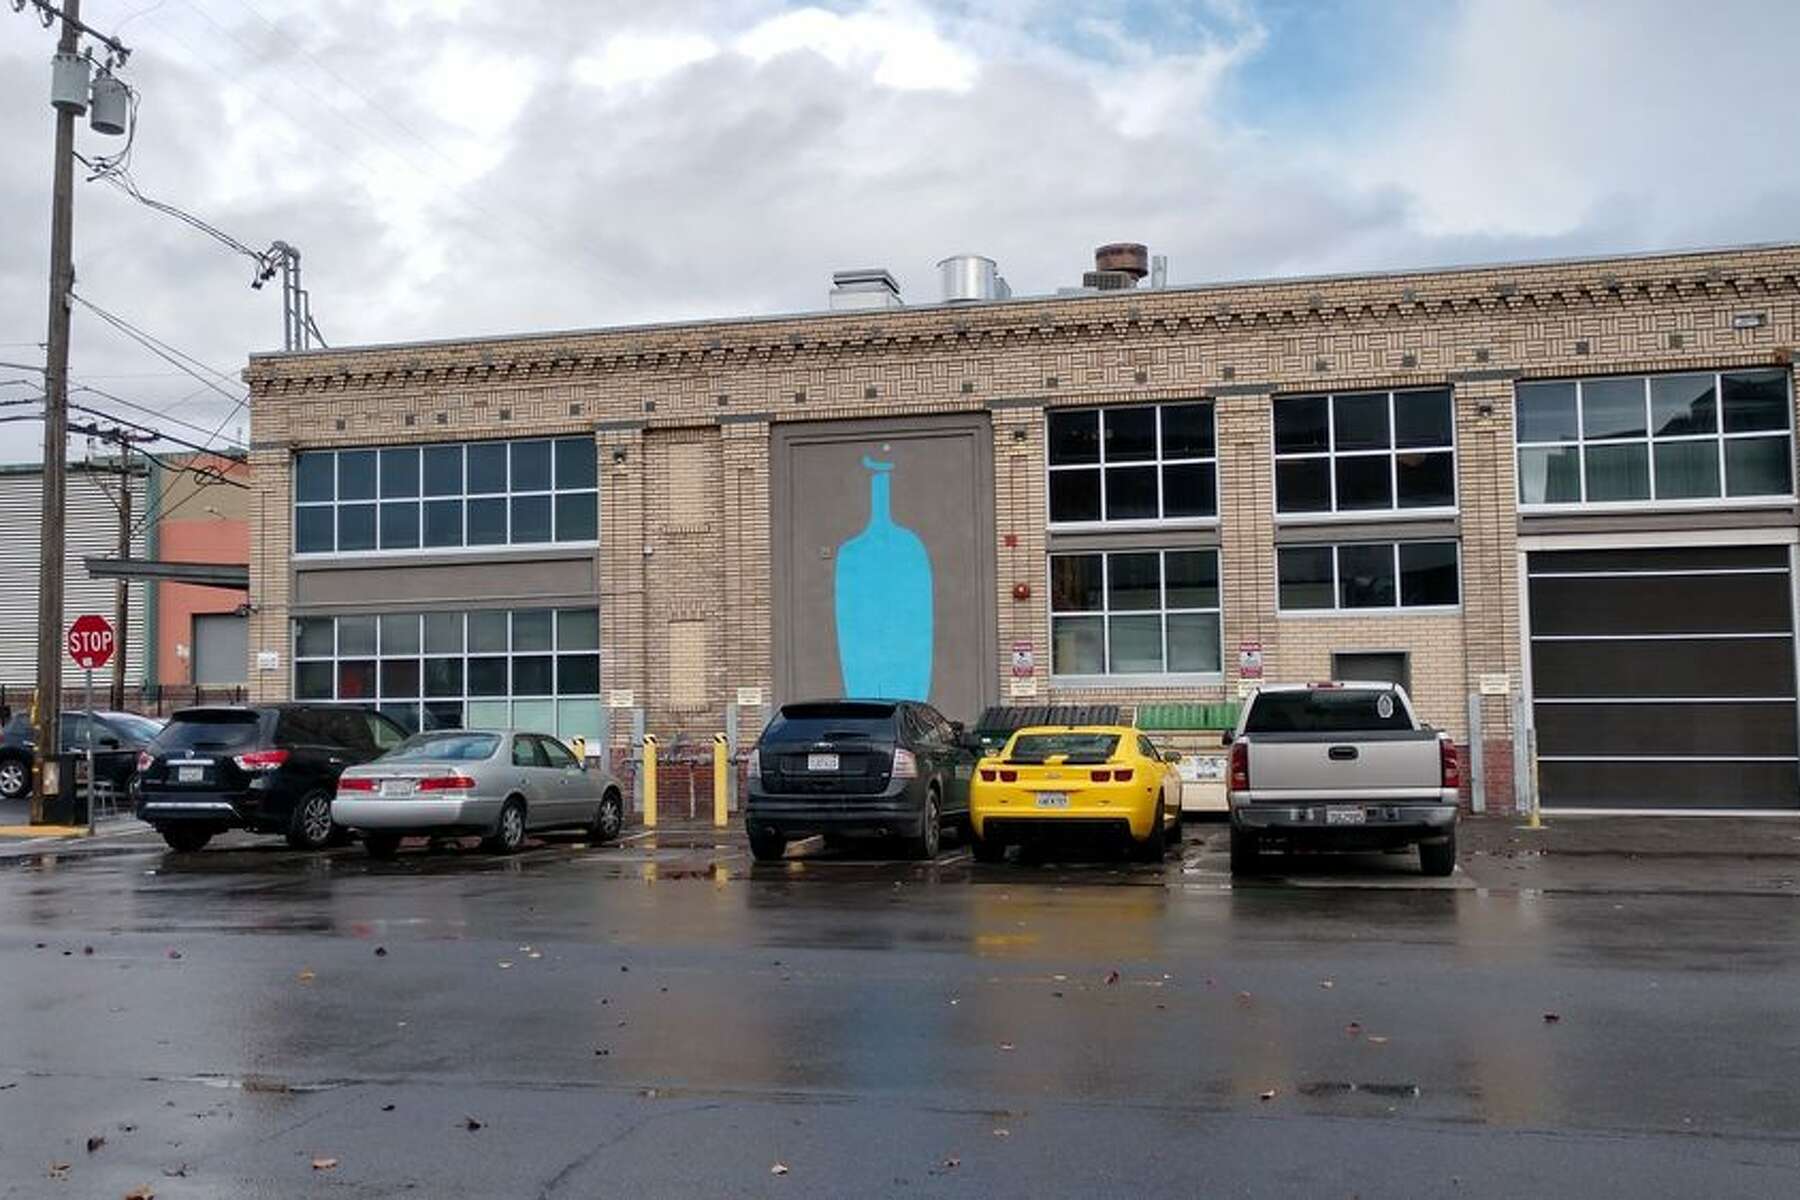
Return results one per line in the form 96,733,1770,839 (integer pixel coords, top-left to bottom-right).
2,0,1797,462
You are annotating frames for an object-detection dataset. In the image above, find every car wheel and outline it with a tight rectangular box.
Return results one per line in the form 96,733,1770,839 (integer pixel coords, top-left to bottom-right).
483,798,527,855
905,788,942,861
1166,803,1183,846
160,826,213,853
748,830,787,862
286,791,336,851
591,788,625,845
0,756,27,801
970,831,1006,863
1132,799,1168,862
363,833,402,860
1419,831,1457,877
1228,826,1261,876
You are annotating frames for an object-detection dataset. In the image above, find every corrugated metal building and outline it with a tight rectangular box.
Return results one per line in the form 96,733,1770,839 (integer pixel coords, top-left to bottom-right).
0,463,148,691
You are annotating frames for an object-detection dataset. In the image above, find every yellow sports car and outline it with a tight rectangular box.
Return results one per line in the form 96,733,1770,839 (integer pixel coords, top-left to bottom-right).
969,725,1183,863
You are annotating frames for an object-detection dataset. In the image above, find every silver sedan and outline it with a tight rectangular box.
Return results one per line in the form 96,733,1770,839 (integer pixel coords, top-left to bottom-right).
332,729,626,858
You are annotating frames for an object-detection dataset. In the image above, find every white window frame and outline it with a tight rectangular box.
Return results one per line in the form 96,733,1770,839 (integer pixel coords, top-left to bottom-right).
1276,540,1463,616
1272,387,1459,523
1045,401,1220,531
293,437,600,558
1047,547,1225,685
1516,369,1796,513
290,608,602,737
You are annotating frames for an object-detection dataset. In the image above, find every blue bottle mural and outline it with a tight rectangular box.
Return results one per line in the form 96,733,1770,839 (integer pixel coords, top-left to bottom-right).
835,454,933,700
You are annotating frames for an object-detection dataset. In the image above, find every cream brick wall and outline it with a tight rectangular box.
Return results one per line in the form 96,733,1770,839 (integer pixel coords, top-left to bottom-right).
243,243,1800,799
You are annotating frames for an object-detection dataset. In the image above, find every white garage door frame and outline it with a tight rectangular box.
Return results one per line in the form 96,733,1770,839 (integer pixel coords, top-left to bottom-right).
1517,525,1800,817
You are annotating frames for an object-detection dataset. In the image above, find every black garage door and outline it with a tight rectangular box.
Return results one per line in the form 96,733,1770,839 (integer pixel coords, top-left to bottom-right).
1528,545,1799,810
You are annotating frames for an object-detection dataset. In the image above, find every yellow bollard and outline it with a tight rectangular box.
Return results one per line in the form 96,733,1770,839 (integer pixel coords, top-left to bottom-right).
641,734,658,828
713,733,730,827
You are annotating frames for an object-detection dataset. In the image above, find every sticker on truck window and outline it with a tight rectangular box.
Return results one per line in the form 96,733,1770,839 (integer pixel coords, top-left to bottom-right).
1376,694,1395,720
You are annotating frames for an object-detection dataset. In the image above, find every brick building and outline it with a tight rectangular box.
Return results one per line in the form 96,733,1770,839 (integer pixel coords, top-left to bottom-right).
243,242,1800,815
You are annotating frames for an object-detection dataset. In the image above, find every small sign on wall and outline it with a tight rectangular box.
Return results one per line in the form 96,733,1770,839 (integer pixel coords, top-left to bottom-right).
608,689,636,709
1009,676,1039,698
1011,640,1035,678
256,650,280,671
1479,673,1511,695
736,686,764,707
1238,640,1264,680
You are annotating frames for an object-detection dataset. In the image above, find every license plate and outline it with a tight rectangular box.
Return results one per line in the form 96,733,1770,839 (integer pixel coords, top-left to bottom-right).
176,766,203,783
380,779,415,798
1326,806,1366,825
806,753,839,772
1035,793,1070,808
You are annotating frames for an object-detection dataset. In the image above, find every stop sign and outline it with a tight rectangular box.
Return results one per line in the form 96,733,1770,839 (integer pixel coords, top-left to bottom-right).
67,614,115,670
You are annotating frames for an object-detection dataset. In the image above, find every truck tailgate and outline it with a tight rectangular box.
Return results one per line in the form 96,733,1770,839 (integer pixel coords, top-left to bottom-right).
1245,732,1442,800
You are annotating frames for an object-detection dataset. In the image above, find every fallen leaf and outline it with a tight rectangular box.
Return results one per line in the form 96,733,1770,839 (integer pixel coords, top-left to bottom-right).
86,1134,106,1153
992,1128,1010,1138
125,1187,155,1199
297,969,315,984
165,949,182,960
770,1162,790,1175
464,1116,484,1131
1104,970,1120,985
999,1042,1015,1052
381,1104,396,1112
82,946,94,956
941,1156,961,1169
1543,1012,1562,1024
48,1162,72,1179
160,1164,189,1178
373,946,387,957
1368,1036,1390,1045
1319,980,1335,990
311,1157,339,1171
1258,1088,1278,1101
498,961,513,969
528,951,543,960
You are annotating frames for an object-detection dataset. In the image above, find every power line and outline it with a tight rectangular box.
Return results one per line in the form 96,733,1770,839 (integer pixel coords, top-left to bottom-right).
68,293,242,392
71,381,245,449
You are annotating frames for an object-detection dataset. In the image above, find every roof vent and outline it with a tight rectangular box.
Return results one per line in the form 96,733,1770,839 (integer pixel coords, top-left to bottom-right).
1094,243,1149,279
829,268,903,311
938,255,1011,303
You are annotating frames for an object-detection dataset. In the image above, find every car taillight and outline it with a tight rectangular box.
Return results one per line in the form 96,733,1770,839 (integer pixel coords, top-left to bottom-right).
979,768,997,782
233,749,290,772
1229,741,1249,790
998,769,1017,783
891,747,918,780
136,751,154,772
1090,768,1133,782
747,749,762,780
337,776,377,792
417,774,476,792
1440,739,1461,790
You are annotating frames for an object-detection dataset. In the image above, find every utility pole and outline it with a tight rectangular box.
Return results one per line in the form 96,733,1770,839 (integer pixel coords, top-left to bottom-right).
110,440,131,712
32,0,82,824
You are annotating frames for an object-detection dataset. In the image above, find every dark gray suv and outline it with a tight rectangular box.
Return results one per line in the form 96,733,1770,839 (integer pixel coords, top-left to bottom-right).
745,699,977,862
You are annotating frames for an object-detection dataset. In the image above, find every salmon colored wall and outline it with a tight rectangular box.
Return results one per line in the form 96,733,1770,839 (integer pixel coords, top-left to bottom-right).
157,516,250,684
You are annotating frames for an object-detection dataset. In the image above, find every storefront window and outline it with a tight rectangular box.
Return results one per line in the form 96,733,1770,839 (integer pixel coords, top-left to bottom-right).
1049,549,1222,679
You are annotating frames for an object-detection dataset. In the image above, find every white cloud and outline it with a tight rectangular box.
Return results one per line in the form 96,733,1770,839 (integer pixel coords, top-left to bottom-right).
572,31,721,92
734,4,979,93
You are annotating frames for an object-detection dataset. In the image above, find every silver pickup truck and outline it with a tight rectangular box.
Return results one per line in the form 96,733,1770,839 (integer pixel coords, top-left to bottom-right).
1223,682,1460,877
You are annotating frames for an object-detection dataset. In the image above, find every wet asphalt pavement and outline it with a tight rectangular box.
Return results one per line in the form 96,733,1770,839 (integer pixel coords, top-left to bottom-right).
3,822,1799,1198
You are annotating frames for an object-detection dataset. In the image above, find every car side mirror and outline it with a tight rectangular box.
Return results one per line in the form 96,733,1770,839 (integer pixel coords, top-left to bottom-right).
1219,731,1234,747
1163,750,1182,764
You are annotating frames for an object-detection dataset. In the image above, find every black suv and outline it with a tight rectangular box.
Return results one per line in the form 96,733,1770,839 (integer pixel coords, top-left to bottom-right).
0,711,164,802
135,705,406,852
745,699,978,862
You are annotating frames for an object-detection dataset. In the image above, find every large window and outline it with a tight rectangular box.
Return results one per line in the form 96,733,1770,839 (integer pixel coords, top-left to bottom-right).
1049,549,1222,679
1274,387,1456,516
294,437,598,555
1278,541,1460,612
1516,370,1793,506
291,608,602,740
1047,402,1216,524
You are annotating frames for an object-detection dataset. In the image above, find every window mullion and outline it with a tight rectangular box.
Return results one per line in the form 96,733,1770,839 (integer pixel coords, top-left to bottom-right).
1327,393,1339,513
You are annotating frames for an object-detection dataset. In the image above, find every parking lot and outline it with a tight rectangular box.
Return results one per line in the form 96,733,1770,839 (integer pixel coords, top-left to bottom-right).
4,815,1800,1198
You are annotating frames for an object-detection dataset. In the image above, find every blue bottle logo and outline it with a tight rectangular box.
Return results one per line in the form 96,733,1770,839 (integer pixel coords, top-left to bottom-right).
834,455,933,700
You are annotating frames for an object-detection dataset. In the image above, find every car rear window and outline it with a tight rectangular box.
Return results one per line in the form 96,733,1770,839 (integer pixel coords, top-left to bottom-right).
1244,690,1412,734
153,711,265,753
103,713,163,742
382,733,500,762
1007,732,1120,764
766,702,897,743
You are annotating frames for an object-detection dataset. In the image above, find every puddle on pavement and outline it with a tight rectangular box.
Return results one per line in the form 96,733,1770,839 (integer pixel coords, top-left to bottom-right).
1296,1081,1423,1100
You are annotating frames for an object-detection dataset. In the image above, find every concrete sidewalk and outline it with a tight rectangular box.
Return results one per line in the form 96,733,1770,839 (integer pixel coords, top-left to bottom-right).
1462,813,1800,860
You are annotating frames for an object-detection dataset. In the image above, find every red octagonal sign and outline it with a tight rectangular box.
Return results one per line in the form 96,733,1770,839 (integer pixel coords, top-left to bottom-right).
67,614,115,670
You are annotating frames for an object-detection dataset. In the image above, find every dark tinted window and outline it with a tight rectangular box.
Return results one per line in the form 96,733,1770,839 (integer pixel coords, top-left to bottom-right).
1334,392,1389,450
276,708,328,743
1008,732,1118,763
511,736,548,767
320,709,375,751
1047,409,1100,465
1274,396,1329,454
554,438,597,489
539,736,579,769
1103,407,1156,461
383,732,499,762
100,713,163,743
1048,471,1101,522
1244,689,1413,734
154,711,265,753
766,702,897,743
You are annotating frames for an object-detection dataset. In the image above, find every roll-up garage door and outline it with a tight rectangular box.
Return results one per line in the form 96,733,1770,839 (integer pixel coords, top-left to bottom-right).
1527,545,1799,811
